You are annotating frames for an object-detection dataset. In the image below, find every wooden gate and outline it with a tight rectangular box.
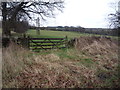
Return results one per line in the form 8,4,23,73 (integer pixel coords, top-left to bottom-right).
17,36,68,51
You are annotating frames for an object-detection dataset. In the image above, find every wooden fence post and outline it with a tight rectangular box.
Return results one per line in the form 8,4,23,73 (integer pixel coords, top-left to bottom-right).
65,36,68,48
27,36,30,49
19,35,29,49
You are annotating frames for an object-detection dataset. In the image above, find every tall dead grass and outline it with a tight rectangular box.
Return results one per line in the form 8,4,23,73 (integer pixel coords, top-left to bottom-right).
74,36,119,68
74,36,119,87
2,36,120,88
2,42,82,88
2,42,33,87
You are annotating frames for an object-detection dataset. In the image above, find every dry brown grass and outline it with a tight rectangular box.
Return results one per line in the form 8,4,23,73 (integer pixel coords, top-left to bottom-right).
2,36,120,88
74,36,119,69
2,42,34,87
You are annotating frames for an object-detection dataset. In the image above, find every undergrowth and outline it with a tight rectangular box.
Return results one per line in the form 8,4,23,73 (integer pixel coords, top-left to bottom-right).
2,38,119,88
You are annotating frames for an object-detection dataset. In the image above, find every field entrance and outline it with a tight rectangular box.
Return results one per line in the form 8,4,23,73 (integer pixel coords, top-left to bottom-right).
17,36,68,51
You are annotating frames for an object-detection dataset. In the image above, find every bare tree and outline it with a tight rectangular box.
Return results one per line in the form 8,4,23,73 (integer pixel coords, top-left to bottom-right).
109,11,120,29
1,0,64,36
108,1,120,36
108,1,120,29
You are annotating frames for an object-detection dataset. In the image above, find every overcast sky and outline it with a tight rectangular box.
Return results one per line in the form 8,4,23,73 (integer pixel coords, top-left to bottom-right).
41,0,119,28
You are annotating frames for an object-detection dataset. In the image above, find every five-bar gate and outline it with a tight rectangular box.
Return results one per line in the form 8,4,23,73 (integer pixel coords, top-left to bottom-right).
17,36,68,51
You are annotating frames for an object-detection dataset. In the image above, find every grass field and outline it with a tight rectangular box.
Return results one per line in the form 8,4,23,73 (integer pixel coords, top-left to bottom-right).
25,29,119,40
0,28,118,40
26,29,93,39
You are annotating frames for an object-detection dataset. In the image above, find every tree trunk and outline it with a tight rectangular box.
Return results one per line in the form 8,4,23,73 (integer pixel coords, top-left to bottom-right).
2,2,11,36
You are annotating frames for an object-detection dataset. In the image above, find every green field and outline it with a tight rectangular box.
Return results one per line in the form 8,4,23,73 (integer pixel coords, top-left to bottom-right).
25,29,119,40
0,28,118,40
26,29,92,39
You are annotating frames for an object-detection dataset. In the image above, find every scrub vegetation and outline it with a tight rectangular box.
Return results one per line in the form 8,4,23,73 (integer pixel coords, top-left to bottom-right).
2,30,120,88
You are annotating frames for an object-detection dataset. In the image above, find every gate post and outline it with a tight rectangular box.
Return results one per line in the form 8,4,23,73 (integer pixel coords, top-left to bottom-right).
27,36,30,49
65,36,68,48
20,35,30,49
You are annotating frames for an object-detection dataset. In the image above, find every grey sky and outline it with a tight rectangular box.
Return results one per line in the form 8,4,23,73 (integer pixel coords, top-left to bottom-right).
42,0,119,28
